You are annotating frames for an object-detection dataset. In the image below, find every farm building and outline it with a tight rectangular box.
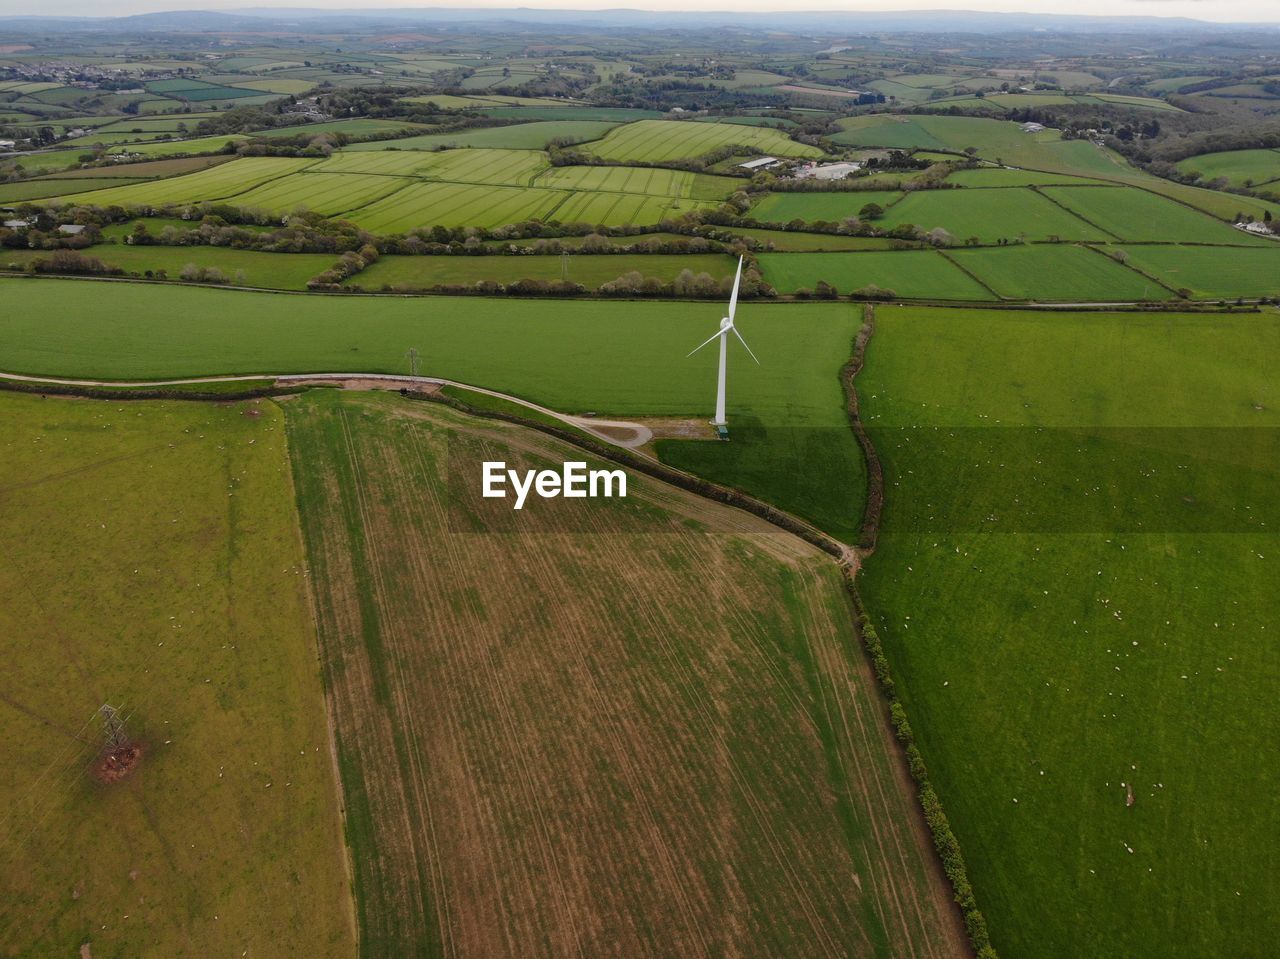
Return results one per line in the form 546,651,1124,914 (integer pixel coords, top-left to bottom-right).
1021,121,1046,133
739,156,781,171
794,160,864,180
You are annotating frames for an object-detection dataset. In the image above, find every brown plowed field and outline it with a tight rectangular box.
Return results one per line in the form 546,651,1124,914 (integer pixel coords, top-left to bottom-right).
286,389,966,959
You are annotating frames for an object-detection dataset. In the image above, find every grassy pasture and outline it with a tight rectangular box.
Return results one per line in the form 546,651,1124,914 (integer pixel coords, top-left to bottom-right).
551,190,718,225
833,115,1127,179
882,188,1107,243
286,390,963,959
1040,185,1274,244
0,279,863,538
947,244,1169,301
1116,244,1280,298
343,120,620,150
479,106,664,122
230,171,412,216
253,118,430,138
42,155,234,179
109,135,248,157
347,181,568,231
1175,148,1280,189
858,305,1280,959
946,168,1112,187
0,393,354,957
1,149,92,175
580,119,822,162
727,227,903,251
0,177,144,201
40,157,316,208
349,252,732,290
389,147,548,185
532,164,737,200
1,245,335,289
749,190,904,223
758,250,991,299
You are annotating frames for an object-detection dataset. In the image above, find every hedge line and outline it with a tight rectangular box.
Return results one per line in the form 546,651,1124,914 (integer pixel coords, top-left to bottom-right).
0,378,295,403
840,304,999,959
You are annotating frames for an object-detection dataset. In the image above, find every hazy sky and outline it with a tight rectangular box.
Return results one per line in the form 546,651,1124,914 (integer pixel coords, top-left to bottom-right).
3,0,1278,23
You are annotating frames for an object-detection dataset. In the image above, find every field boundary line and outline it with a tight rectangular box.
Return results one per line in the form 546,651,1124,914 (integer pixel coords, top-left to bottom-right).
934,249,1002,300
838,305,993,959
1076,243,1182,298
1029,185,1123,240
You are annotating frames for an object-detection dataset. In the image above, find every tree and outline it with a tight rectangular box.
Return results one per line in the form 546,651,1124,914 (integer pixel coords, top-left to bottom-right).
859,202,884,220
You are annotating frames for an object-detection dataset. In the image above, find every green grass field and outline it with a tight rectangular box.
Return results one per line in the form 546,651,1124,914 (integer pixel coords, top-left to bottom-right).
532,164,738,200
346,181,570,231
1116,244,1280,298
857,305,1280,959
341,120,620,150
947,244,1170,301
0,177,145,201
881,188,1107,243
727,228,903,251
749,190,904,224
0,392,354,957
831,115,1125,178
325,147,548,185
108,134,248,157
254,118,432,138
1040,186,1274,244
580,118,822,162
1,245,336,290
946,168,1113,187
351,252,733,290
41,156,315,208
1175,149,1280,189
230,171,411,216
758,250,991,299
0,278,864,538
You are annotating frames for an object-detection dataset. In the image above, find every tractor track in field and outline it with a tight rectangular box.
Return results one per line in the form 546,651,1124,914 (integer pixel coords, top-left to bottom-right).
0,370,654,449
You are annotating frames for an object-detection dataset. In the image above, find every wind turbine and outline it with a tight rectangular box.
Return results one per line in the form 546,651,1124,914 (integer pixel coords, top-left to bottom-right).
687,255,758,432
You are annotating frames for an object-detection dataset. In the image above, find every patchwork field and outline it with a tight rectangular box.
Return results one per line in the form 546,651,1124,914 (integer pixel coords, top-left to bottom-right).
881,188,1107,243
581,118,823,162
857,305,1280,959
1175,148,1280,189
41,156,314,207
1039,185,1273,244
758,250,991,299
342,120,620,150
0,392,353,957
347,181,569,231
0,279,864,538
0,245,336,290
1116,244,1280,298
831,115,1124,178
230,171,411,216
351,252,733,289
533,164,738,200
285,390,964,959
749,190,904,224
947,244,1169,301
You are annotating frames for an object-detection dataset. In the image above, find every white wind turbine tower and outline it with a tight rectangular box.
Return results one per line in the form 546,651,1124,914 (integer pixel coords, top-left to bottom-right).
687,255,758,434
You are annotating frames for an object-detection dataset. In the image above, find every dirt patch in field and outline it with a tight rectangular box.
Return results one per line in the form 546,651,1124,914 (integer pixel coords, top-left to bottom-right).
636,417,714,440
91,743,144,785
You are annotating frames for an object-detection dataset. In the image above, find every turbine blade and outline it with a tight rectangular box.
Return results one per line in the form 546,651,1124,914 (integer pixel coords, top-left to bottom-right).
686,328,723,357
727,255,744,324
732,325,760,365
